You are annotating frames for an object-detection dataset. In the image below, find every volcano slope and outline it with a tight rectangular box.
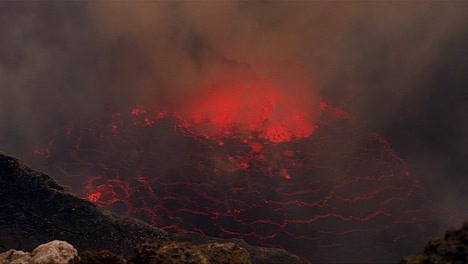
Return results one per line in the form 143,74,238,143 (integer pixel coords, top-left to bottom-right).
31,102,456,263
0,152,303,264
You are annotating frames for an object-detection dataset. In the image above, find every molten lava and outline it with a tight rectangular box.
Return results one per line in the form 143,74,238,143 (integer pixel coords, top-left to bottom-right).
172,80,318,143
33,82,450,263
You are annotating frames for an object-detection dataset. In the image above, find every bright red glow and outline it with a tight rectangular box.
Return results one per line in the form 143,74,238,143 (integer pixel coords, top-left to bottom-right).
87,192,101,202
249,142,263,152
172,80,318,142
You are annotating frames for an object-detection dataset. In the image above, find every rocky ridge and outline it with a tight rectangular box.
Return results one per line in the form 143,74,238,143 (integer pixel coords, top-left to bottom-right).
0,152,303,264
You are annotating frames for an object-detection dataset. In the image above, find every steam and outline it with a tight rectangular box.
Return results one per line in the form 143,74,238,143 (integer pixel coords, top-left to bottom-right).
2,2,465,116
87,2,323,113
0,0,467,252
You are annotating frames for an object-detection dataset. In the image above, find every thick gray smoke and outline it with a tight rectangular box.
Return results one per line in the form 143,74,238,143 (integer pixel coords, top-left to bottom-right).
1,0,467,252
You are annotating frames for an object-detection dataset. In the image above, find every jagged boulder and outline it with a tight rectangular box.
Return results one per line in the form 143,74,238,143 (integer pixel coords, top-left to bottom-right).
0,240,77,264
0,249,30,264
401,221,468,264
30,241,77,264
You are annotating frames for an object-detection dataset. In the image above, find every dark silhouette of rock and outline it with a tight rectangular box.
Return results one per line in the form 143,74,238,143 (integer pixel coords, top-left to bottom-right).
0,152,304,264
401,221,468,264
77,250,127,264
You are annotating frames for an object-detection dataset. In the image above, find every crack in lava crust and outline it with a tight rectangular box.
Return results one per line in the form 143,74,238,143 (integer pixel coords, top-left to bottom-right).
34,101,448,263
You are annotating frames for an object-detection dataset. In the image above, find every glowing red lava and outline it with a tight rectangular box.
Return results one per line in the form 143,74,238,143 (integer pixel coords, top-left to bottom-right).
171,80,318,143
33,85,451,263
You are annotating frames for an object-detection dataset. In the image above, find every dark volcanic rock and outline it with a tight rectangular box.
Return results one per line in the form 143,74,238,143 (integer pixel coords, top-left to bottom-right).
0,152,304,264
401,221,468,264
131,242,251,264
78,250,127,264
77,241,251,264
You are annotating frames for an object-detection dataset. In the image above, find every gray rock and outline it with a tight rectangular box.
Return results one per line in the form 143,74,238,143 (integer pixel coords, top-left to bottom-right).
0,249,31,264
0,240,77,264
30,240,77,264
